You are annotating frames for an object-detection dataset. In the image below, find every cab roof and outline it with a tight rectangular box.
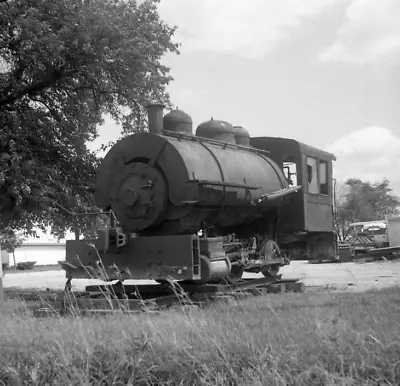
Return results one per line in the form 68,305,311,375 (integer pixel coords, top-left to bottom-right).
250,136,336,162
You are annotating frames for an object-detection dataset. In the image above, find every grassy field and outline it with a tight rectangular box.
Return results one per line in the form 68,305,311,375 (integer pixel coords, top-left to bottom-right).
1,287,400,385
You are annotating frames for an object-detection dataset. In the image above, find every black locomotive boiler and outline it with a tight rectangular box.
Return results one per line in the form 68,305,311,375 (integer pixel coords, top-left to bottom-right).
64,104,337,284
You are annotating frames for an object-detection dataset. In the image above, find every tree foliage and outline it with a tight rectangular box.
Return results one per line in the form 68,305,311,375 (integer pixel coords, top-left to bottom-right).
0,0,179,237
0,228,25,253
335,178,400,240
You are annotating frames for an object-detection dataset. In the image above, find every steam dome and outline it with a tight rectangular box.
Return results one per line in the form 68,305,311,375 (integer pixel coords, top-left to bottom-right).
196,118,236,144
163,109,193,134
234,126,250,146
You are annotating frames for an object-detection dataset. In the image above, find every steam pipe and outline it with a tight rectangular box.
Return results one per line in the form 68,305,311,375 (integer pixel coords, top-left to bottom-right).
256,185,302,204
146,103,165,134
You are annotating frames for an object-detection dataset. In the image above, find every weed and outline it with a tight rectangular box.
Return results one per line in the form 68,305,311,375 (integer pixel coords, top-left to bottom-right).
1,286,400,385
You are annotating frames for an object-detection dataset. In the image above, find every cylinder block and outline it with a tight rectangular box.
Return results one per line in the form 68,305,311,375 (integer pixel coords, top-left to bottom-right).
194,255,231,284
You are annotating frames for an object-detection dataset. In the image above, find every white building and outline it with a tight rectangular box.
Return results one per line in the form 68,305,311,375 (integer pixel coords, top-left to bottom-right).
11,228,76,267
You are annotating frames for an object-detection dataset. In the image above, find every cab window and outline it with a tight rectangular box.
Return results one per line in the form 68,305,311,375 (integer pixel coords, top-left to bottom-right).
283,156,297,187
306,157,319,194
319,161,329,195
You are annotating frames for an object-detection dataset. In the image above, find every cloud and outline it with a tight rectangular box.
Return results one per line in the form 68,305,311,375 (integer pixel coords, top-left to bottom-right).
173,88,208,104
158,0,340,59
326,126,400,192
320,0,400,65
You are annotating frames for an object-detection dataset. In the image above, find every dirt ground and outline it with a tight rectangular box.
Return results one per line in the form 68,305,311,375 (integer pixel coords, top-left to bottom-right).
2,259,400,293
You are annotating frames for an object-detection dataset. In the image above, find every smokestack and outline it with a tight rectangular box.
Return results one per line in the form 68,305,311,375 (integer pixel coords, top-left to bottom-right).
146,103,165,135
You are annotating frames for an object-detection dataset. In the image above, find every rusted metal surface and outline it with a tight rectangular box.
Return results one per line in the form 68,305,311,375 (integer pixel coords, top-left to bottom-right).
233,126,250,146
64,234,201,282
366,246,400,256
146,104,164,135
337,242,355,262
83,276,301,297
250,136,336,234
64,232,289,283
196,118,237,144
70,105,337,286
95,131,289,235
163,109,193,135
251,136,336,162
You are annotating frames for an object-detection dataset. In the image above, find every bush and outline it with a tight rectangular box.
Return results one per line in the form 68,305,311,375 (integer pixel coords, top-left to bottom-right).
16,261,36,271
1,262,9,270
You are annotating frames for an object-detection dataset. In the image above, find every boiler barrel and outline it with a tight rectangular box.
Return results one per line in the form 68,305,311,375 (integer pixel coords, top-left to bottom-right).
96,133,288,233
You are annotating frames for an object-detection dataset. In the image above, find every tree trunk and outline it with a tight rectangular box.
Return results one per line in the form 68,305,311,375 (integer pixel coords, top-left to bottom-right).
12,250,16,270
73,219,80,240
74,227,80,241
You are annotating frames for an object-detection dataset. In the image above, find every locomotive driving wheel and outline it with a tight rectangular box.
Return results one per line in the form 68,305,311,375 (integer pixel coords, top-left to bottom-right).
260,240,282,278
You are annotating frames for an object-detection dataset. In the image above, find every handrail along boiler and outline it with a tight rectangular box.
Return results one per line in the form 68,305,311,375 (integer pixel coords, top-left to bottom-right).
63,104,337,284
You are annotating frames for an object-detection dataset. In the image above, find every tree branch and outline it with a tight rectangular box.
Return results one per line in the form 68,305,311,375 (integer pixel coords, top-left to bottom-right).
0,67,75,106
30,98,62,122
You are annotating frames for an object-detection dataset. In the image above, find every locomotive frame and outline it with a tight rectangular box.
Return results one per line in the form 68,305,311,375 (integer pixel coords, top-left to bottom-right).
61,104,337,286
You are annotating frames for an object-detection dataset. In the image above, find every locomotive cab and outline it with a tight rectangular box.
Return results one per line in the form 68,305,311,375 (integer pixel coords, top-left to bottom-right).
250,137,337,261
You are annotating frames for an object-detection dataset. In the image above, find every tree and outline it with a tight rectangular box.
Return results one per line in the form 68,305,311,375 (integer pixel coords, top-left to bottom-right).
333,180,349,241
0,229,25,268
0,0,179,237
335,178,400,240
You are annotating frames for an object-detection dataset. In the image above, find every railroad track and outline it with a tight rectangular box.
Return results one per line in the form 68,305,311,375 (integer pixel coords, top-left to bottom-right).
4,276,305,316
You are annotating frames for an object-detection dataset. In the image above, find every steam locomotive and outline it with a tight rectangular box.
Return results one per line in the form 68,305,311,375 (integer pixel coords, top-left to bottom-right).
64,104,337,284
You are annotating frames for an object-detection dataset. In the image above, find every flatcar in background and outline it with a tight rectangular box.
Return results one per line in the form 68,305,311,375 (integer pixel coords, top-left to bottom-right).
344,218,400,256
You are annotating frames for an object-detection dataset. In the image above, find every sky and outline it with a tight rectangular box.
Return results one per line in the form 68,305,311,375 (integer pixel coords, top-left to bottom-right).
89,0,400,194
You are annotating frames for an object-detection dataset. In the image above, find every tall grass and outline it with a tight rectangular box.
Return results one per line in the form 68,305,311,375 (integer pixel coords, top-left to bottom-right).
1,286,400,385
